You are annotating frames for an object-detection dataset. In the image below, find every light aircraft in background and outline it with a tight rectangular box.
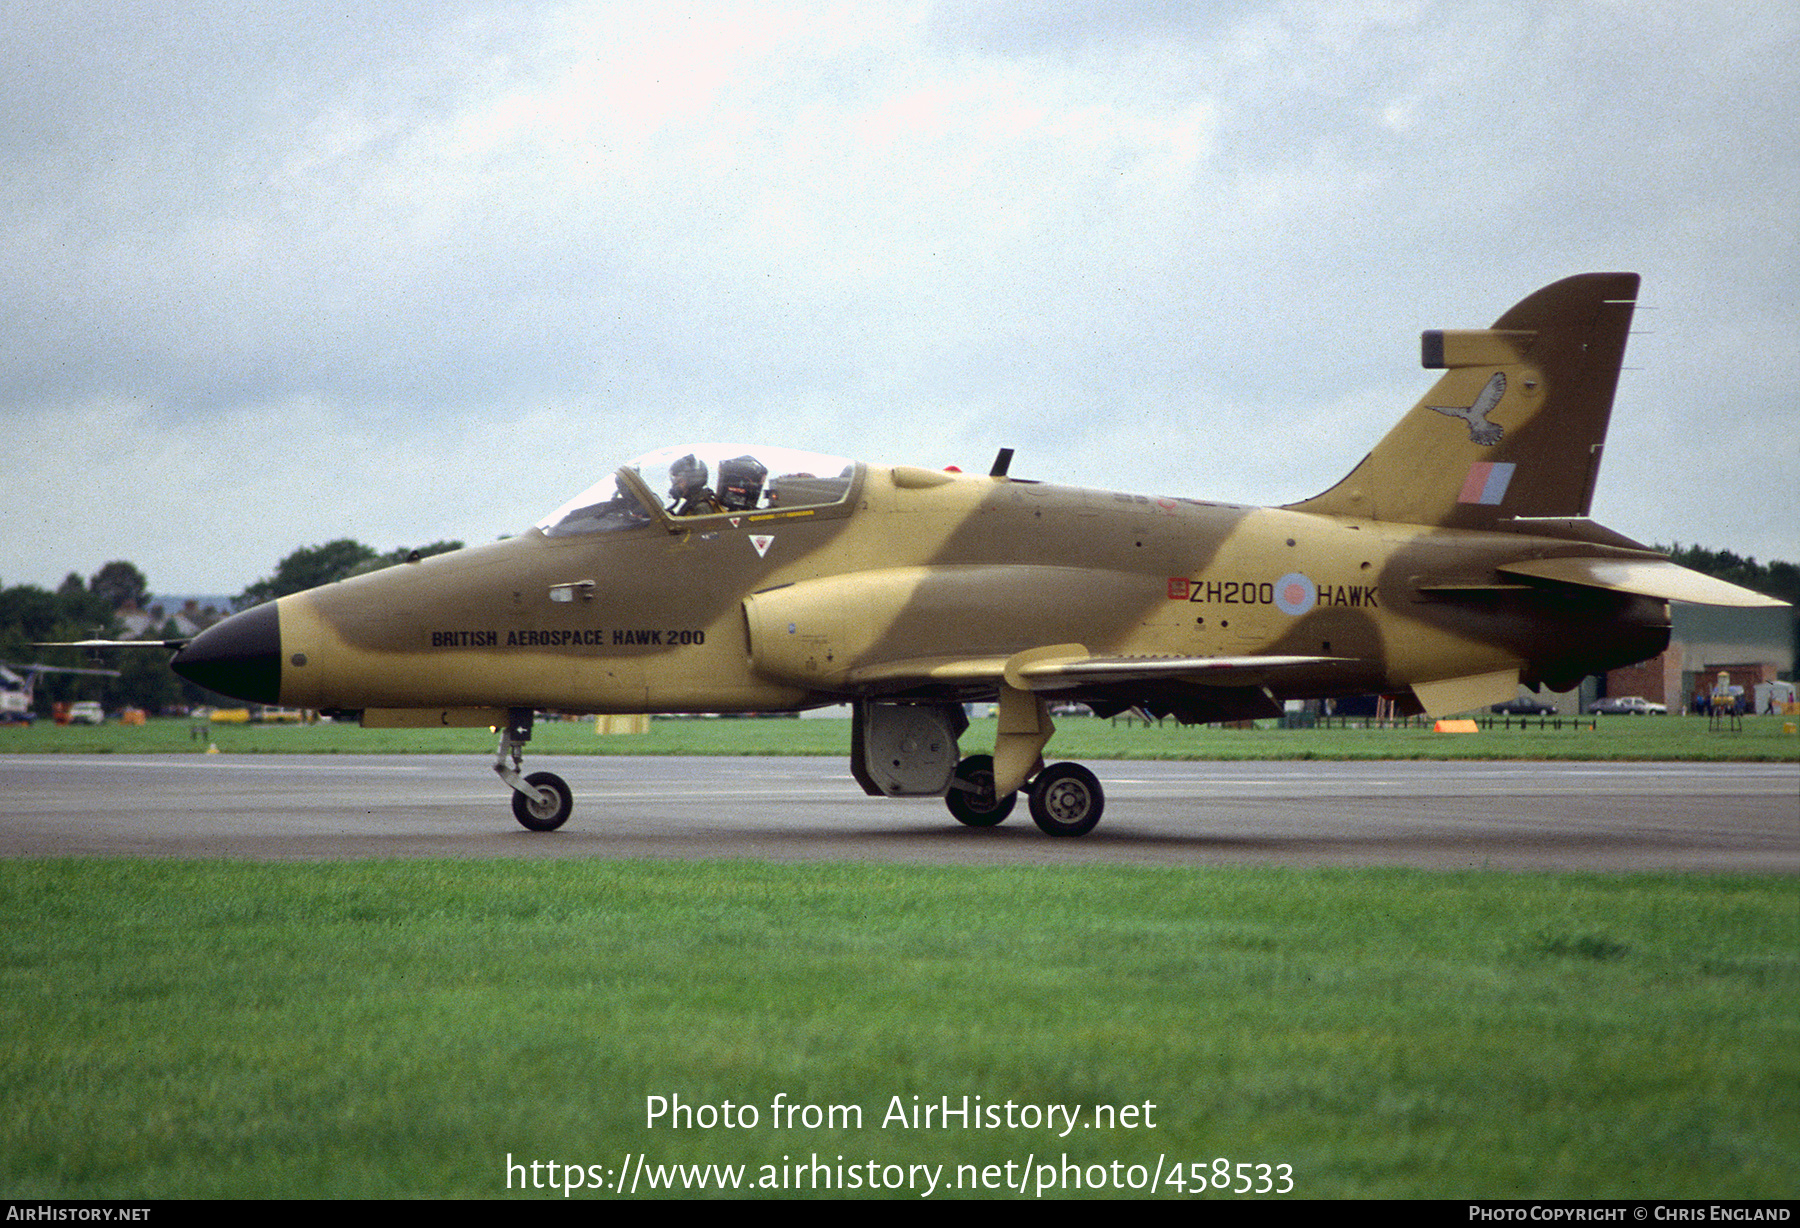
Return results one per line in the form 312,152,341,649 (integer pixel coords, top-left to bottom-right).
1,662,119,722
151,272,1783,836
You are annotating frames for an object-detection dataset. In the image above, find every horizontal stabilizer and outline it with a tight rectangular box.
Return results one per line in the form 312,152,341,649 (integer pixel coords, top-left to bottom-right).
1497,558,1787,608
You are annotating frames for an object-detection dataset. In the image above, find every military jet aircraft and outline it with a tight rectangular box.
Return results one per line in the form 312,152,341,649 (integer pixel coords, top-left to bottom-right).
165,272,1784,836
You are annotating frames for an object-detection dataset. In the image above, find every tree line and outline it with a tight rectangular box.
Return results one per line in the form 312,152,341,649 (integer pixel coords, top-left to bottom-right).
1,541,460,716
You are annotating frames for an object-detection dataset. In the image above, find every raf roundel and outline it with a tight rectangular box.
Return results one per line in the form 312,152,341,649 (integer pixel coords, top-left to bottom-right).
1274,572,1317,616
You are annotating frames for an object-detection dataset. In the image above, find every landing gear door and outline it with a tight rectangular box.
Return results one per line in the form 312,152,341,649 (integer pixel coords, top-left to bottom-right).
850,701,966,797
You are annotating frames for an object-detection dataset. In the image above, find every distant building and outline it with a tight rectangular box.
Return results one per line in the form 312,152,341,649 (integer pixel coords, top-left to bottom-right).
116,597,232,642
1602,604,1794,712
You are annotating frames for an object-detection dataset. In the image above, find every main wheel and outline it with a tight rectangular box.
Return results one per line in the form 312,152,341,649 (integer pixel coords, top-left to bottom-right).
1027,762,1103,837
945,754,1016,827
511,771,573,832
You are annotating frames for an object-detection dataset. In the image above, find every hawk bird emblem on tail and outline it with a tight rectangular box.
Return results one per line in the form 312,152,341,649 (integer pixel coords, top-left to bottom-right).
1429,371,1506,445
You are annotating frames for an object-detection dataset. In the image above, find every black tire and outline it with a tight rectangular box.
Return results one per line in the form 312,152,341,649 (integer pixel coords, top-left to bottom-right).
945,754,1016,827
511,771,573,831
1027,762,1103,837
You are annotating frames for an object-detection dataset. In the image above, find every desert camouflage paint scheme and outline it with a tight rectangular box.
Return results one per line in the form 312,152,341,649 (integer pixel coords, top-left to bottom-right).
171,273,1784,836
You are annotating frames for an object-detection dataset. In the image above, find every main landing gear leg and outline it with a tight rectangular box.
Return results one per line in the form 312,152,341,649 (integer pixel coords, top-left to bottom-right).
494,707,572,832
948,684,1105,836
957,756,1107,837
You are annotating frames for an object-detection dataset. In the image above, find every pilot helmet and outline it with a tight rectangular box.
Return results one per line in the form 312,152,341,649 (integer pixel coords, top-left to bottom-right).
668,453,708,496
718,455,768,511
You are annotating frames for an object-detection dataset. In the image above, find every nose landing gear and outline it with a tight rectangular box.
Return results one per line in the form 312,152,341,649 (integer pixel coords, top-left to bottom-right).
494,708,573,831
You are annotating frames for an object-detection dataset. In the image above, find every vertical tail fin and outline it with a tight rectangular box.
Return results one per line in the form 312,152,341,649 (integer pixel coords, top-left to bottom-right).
1286,272,1640,528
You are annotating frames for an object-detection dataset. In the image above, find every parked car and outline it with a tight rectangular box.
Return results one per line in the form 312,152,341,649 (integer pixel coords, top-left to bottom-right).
1491,696,1557,716
67,701,105,725
1587,696,1666,715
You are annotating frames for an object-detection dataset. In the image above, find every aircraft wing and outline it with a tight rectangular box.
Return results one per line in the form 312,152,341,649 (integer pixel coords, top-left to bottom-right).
840,646,1357,727
844,647,1351,693
1006,650,1353,691
1495,558,1787,607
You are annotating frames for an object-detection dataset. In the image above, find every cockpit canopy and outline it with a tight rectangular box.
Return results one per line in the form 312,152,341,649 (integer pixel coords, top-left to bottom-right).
537,444,858,537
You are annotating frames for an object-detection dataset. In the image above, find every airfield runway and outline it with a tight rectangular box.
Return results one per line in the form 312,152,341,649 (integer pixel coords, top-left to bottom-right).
1,754,1795,870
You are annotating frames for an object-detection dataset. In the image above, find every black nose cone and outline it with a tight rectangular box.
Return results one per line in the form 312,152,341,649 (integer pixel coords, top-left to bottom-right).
172,602,282,704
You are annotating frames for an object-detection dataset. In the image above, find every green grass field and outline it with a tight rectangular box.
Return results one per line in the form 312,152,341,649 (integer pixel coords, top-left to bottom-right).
0,860,1792,1199
6,712,1799,760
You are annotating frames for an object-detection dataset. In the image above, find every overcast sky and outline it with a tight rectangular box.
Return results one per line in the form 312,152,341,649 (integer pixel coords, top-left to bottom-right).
3,0,1795,598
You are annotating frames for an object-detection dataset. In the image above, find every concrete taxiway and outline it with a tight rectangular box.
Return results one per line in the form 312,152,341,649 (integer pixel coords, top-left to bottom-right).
1,754,1795,870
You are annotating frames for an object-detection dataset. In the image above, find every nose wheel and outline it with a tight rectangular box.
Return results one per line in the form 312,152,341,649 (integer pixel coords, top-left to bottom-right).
494,708,574,831
511,771,573,831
